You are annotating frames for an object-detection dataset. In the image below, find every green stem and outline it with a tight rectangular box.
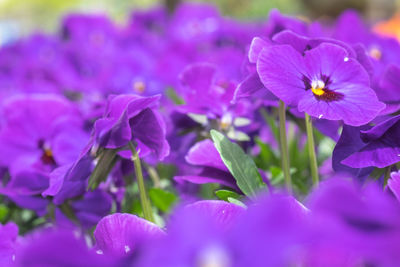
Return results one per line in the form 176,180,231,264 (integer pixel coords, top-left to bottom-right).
128,142,154,222
278,101,292,192
87,149,117,190
304,113,319,187
144,163,161,188
384,165,392,188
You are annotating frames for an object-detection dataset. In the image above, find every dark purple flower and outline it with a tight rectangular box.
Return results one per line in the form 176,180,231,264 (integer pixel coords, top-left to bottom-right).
341,114,400,168
332,125,374,180
256,42,385,126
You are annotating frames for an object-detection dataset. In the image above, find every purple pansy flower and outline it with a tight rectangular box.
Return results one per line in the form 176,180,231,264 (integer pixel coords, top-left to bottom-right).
255,42,385,125
388,170,400,203
92,94,169,160
0,222,19,266
0,94,88,206
332,10,400,111
341,114,400,168
94,213,164,257
332,125,374,180
174,139,238,190
136,200,244,267
14,229,116,267
306,178,400,266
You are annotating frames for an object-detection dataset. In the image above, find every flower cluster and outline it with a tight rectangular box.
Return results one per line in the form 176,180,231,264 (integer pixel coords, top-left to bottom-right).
1,3,400,266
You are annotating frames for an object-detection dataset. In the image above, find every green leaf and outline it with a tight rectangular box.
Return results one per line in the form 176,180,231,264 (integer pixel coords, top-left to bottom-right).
149,188,178,213
215,189,243,202
210,130,267,198
166,87,185,105
0,204,9,222
227,197,247,208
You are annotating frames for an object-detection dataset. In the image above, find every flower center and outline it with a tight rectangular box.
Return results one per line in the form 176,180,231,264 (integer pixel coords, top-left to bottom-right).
133,81,146,94
311,80,325,96
369,47,382,60
38,139,56,165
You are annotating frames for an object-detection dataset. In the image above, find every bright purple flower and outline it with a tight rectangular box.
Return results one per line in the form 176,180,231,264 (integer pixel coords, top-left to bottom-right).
333,10,400,109
0,94,88,201
263,9,309,38
93,94,169,160
14,229,116,267
177,63,236,117
0,222,19,266
256,42,385,126
184,200,246,230
0,34,79,95
136,201,243,267
341,114,400,168
94,213,164,257
174,139,238,190
230,194,308,267
305,178,400,266
176,63,255,139
168,2,221,44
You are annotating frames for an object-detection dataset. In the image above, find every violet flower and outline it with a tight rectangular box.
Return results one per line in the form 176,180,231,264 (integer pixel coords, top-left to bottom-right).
174,139,239,190
92,94,169,160
341,114,400,168
14,229,116,267
255,42,385,126
0,94,88,203
94,213,164,257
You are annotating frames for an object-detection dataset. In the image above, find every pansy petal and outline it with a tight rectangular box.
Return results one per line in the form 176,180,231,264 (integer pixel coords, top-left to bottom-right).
257,44,306,106
304,43,369,86
185,200,245,229
248,37,269,63
94,213,164,256
185,139,227,171
298,83,385,126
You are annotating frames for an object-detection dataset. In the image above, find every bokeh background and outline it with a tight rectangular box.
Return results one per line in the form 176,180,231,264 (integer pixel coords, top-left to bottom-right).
1,0,400,46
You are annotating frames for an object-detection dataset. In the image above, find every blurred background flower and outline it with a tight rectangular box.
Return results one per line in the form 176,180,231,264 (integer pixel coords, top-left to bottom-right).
1,0,399,47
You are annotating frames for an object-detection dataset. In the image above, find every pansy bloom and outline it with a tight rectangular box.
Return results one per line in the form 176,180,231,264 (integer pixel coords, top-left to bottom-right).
255,42,385,126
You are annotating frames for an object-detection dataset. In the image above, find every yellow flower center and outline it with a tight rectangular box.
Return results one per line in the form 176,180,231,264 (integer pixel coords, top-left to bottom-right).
311,80,325,96
133,81,146,94
44,148,53,158
369,47,382,60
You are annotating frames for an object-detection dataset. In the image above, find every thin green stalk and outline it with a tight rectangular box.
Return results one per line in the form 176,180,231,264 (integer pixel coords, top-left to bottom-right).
304,113,319,187
128,142,154,222
278,100,292,192
384,165,392,188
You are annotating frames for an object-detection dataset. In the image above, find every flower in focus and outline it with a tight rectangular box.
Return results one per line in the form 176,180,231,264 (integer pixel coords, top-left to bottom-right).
255,42,385,126
92,94,169,160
